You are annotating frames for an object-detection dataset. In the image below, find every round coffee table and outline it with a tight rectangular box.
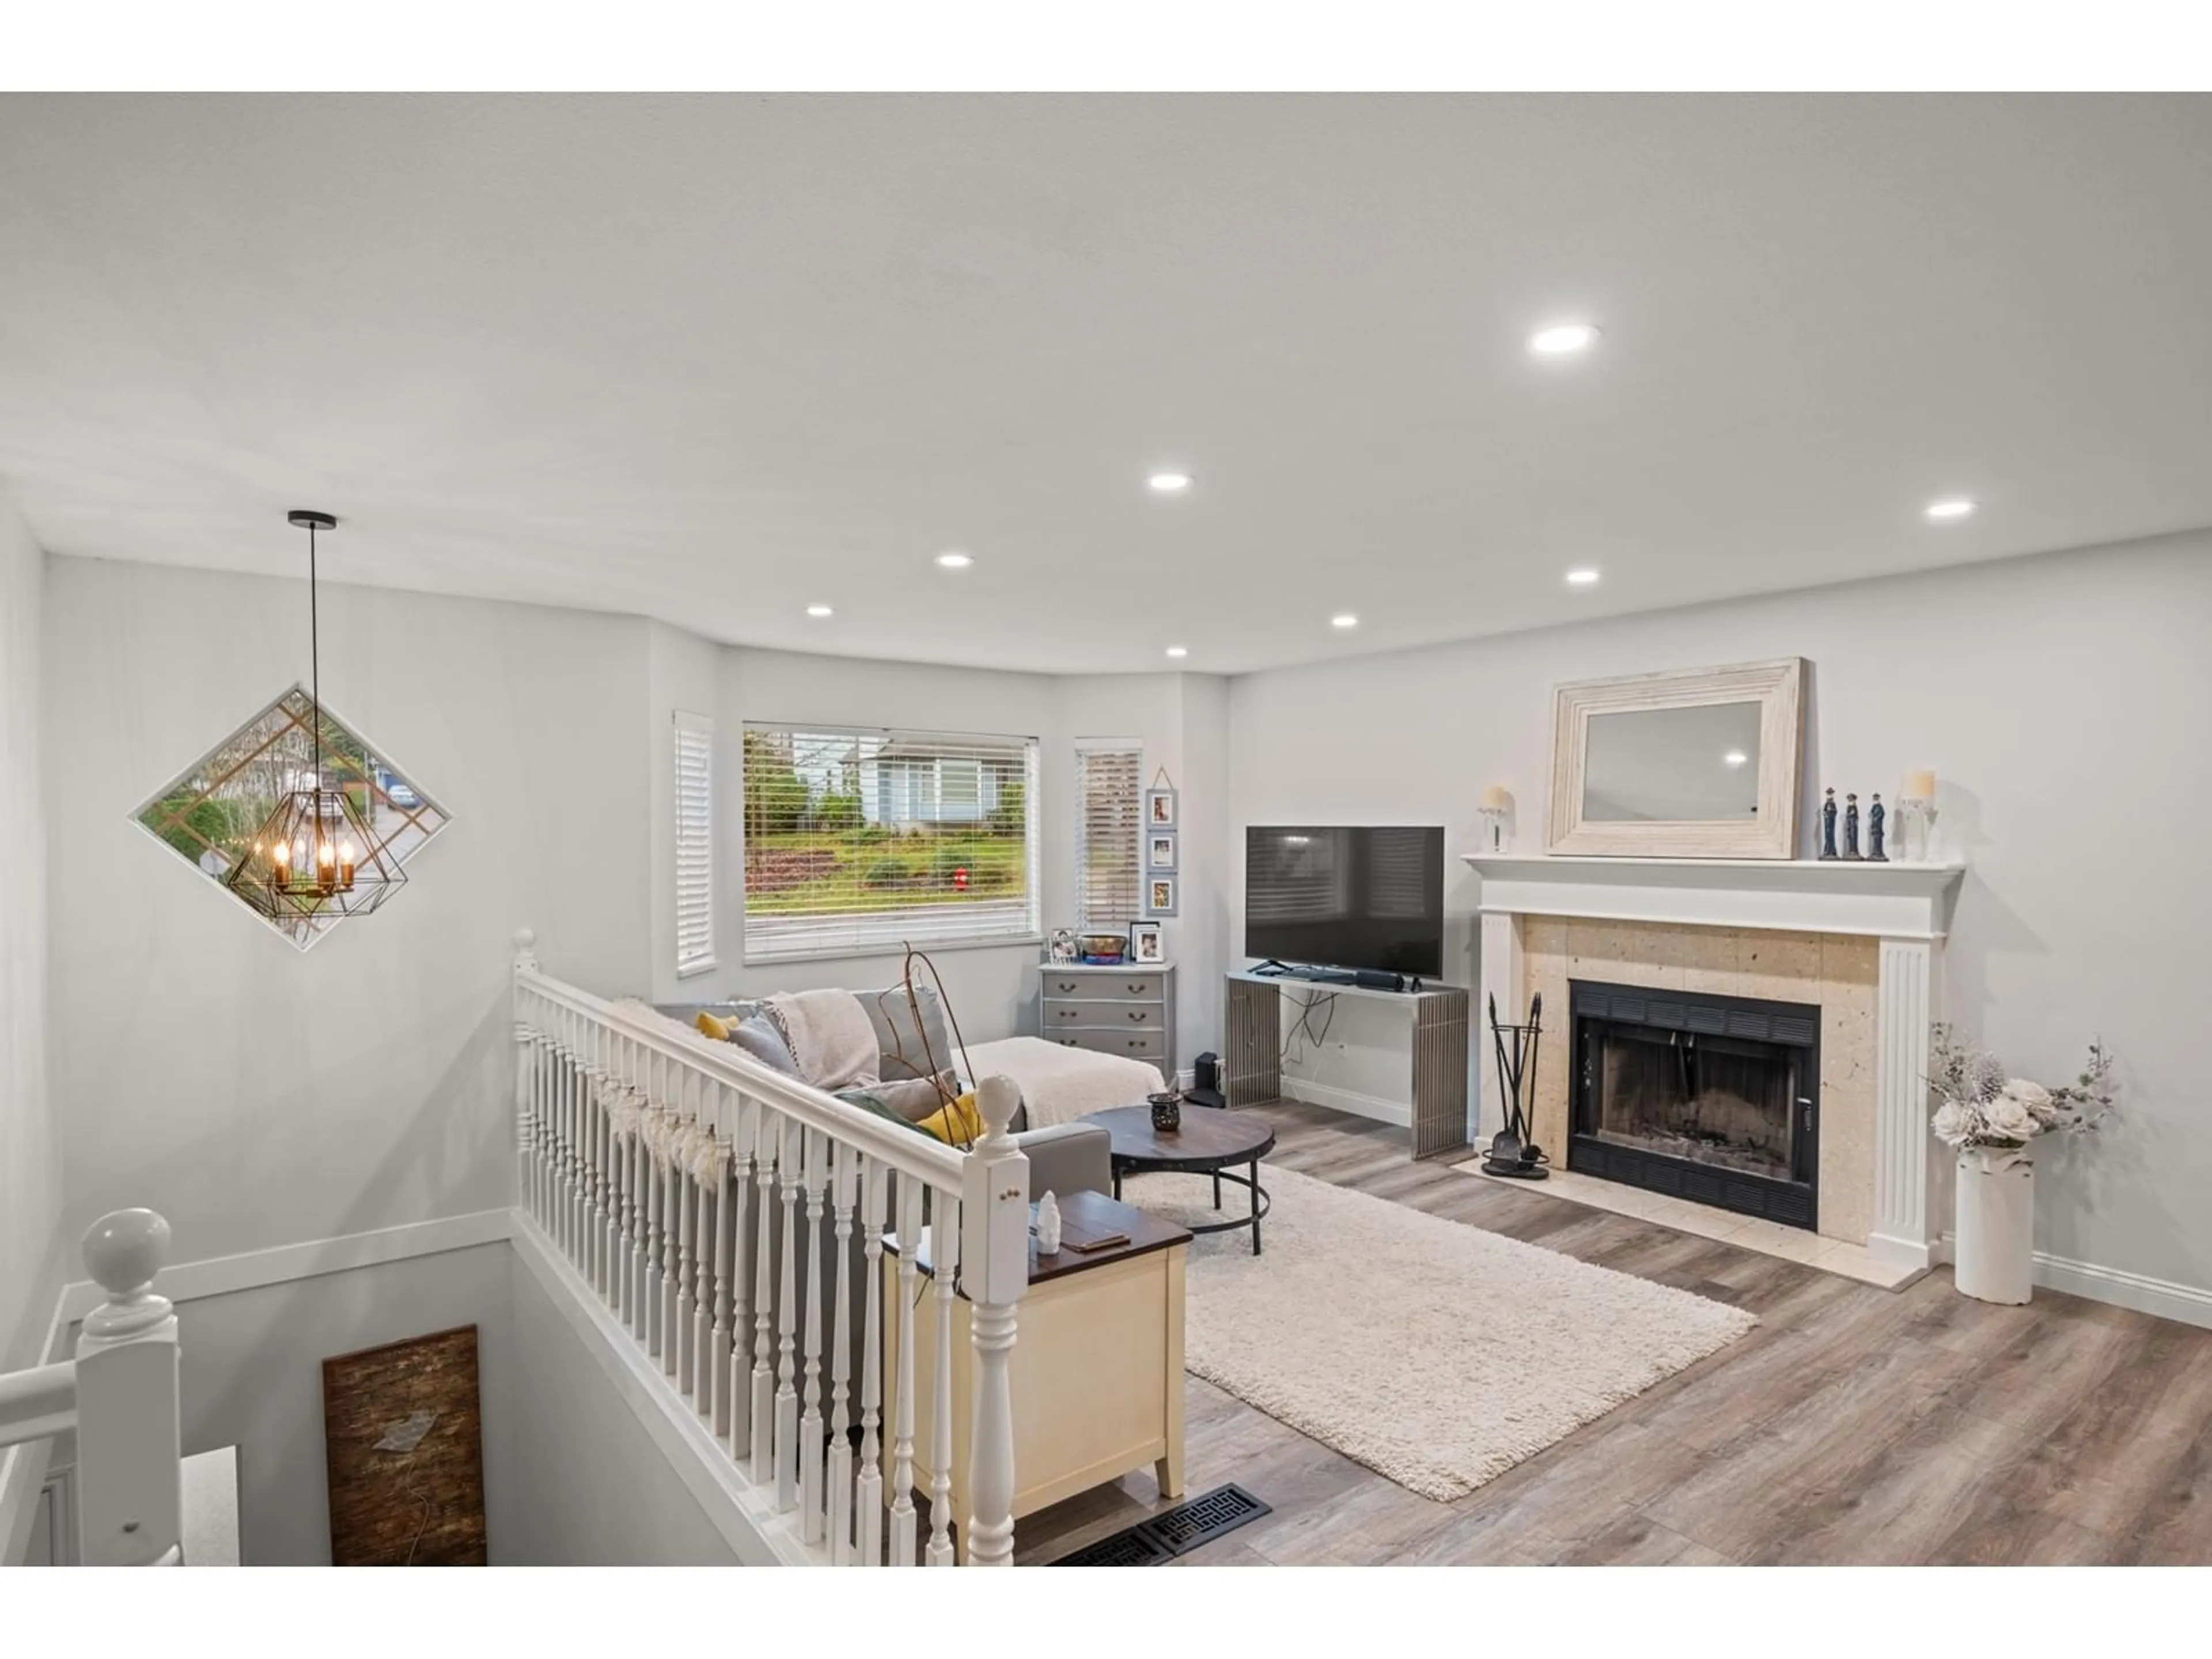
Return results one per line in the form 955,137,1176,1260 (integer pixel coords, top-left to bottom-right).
1087,1106,1277,1256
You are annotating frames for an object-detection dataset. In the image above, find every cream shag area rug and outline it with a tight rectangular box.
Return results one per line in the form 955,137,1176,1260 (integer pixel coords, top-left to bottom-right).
1122,1164,1757,1502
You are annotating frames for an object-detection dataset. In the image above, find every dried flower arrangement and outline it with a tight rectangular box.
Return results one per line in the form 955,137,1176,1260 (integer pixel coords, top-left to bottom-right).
1927,1024,2118,1163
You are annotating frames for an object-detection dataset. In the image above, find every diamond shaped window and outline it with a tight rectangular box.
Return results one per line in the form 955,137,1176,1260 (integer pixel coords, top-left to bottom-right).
133,685,449,948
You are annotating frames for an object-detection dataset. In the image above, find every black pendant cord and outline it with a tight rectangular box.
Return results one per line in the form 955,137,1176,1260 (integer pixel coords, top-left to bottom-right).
309,518,322,810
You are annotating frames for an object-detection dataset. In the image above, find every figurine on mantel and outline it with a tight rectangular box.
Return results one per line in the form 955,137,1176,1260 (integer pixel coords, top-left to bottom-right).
1842,793,1863,860
1819,788,1839,859
1868,793,1888,862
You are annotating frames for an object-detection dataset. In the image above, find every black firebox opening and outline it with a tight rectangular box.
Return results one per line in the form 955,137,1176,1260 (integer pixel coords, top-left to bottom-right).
1569,980,1820,1232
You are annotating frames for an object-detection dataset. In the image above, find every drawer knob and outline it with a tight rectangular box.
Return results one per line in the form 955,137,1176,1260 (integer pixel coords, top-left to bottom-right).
1127,1010,1148,1022
1127,983,1145,994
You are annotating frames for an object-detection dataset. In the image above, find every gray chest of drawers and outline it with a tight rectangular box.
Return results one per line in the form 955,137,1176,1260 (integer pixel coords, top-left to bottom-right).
1035,963,1177,1082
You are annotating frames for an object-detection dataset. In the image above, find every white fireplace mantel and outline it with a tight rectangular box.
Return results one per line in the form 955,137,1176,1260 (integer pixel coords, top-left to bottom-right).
1463,854,1967,940
1464,853,1968,1277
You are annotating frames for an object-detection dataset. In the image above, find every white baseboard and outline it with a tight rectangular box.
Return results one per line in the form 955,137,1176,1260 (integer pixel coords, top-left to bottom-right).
1937,1232,2212,1331
1279,1075,1412,1128
55,1209,514,1326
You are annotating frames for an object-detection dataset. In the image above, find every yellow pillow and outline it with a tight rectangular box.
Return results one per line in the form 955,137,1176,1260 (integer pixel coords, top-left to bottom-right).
695,1010,736,1041
914,1090,986,1147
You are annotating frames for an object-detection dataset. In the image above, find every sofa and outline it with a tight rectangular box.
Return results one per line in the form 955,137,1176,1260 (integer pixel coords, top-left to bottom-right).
649,987,1120,1384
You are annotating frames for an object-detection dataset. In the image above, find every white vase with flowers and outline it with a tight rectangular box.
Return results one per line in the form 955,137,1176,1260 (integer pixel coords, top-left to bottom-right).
1929,1027,2116,1304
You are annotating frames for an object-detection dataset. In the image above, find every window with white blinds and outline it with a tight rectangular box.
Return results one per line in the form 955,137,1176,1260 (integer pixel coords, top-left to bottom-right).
673,711,715,977
1075,743,1143,930
741,722,1039,963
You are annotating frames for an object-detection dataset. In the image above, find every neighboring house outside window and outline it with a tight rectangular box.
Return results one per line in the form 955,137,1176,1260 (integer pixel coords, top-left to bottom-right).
743,722,1039,963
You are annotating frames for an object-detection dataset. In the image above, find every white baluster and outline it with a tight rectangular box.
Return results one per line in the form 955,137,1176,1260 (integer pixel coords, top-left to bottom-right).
532,1022,548,1221
727,1096,757,1460
857,1156,888,1567
749,1104,778,1484
568,1036,586,1260
800,1127,828,1546
74,1209,181,1566
889,1172,921,1566
610,1109,632,1327
828,1141,858,1563
926,1194,960,1566
587,1045,608,1294
694,1160,718,1414
661,1124,683,1375
629,1100,647,1343
710,1116,736,1434
775,1117,801,1512
512,934,537,1215
560,1036,580,1260
961,1075,1029,1568
644,1108,665,1359
674,1156,696,1387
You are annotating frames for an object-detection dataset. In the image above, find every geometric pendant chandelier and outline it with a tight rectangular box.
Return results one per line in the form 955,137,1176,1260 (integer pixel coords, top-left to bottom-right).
222,510,407,924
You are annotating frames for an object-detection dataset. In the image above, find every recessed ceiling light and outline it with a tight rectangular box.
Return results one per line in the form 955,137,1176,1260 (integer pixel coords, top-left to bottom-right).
1529,321,1601,357
1722,750,1748,767
1331,613,1359,630
1148,471,1193,494
935,550,974,569
1925,498,1976,521
806,604,834,618
1565,567,1601,587
1164,645,1188,659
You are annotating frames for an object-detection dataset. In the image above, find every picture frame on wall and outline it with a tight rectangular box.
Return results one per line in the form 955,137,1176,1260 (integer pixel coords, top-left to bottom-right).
1148,832,1177,872
1145,787,1177,830
1128,920,1165,964
1146,874,1179,918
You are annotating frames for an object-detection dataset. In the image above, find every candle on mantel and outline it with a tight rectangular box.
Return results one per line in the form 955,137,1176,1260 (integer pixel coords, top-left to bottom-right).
1903,770,1936,801
1480,783,1512,812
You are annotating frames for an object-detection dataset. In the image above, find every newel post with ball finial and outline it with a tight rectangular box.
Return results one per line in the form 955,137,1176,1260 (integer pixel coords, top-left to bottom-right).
73,1207,183,1565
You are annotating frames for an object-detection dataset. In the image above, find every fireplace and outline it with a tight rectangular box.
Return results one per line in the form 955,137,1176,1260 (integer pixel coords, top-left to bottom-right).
1569,980,1820,1231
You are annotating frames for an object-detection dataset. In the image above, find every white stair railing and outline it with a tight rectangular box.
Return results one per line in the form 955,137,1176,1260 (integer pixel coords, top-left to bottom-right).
510,929,1029,1566
1,1209,182,1566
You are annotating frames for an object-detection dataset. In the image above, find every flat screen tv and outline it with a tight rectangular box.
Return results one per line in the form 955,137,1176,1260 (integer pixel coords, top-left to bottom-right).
1244,825,1444,978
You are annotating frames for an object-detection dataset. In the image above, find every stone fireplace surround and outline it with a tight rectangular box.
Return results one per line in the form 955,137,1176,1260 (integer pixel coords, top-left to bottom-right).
1467,855,1967,1275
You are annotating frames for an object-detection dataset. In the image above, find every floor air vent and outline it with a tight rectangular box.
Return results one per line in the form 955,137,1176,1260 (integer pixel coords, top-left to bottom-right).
1050,1484,1272,1566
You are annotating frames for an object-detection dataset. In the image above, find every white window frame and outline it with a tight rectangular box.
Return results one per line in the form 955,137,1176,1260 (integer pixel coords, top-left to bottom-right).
1075,740,1144,933
673,710,717,978
741,721,1040,965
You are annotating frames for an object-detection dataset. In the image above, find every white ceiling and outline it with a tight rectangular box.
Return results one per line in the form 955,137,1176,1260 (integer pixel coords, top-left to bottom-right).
3,93,2210,676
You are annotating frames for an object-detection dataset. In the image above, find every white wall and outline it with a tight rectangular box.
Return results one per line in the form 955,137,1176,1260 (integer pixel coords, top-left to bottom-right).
143,1245,519,1565
0,493,57,1374
702,648,1220,1058
44,556,657,1264
501,1262,744,1565
1229,535,2212,1297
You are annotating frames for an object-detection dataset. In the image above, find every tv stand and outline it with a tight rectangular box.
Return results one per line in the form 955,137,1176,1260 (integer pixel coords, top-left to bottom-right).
1222,968,1469,1160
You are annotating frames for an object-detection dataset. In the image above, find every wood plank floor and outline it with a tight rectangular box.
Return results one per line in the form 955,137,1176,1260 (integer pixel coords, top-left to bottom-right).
1015,1099,2212,1566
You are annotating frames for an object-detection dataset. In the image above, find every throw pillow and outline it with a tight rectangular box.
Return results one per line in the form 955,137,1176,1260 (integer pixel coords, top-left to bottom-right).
863,982,959,1082
726,1014,803,1078
914,1090,986,1148
694,1009,736,1041
836,1071,956,1124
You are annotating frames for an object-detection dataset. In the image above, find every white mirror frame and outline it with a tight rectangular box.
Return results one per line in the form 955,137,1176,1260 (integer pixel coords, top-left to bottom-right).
1547,657,1806,859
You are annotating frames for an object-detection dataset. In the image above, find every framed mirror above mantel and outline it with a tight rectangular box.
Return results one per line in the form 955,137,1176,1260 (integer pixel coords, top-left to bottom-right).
1547,657,1806,860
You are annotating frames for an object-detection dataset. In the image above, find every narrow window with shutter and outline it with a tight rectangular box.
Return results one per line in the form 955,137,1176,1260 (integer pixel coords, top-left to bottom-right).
741,722,1039,963
1075,743,1143,931
673,711,715,977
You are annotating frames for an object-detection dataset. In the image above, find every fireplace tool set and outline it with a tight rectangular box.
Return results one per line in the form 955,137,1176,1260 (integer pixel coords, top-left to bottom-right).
1481,992,1550,1180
